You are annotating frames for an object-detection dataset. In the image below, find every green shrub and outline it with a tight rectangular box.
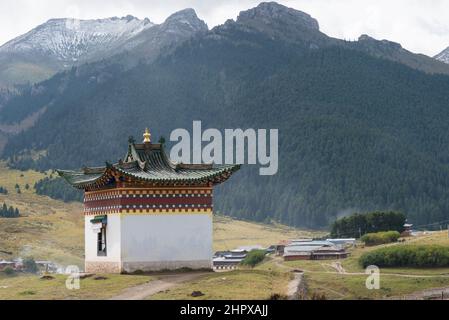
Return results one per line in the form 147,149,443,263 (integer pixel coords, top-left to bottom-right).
359,245,449,268
3,267,15,276
23,258,38,273
361,231,401,246
240,250,267,267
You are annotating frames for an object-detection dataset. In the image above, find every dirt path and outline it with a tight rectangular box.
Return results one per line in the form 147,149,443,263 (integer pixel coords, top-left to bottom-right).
275,255,449,280
273,257,449,300
392,286,449,300
304,269,449,278
110,273,208,300
287,272,305,300
271,257,305,299
329,262,346,274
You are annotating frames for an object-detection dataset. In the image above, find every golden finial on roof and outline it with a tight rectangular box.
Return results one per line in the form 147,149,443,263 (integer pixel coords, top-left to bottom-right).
143,128,152,143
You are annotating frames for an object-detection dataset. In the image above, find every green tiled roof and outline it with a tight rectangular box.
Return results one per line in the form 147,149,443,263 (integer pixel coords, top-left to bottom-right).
58,140,240,189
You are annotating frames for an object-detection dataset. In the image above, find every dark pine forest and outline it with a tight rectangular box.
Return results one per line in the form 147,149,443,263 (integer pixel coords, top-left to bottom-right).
3,12,449,229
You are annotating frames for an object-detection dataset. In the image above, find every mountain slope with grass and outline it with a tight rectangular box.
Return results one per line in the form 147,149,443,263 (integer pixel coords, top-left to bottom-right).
0,163,316,268
0,163,84,266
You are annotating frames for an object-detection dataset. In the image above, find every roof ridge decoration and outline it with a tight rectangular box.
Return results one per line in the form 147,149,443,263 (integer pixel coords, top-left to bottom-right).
58,130,241,190
143,128,152,143
125,136,148,170
82,166,107,174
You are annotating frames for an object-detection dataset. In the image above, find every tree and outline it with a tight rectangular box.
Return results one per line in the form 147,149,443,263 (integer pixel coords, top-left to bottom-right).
0,203,20,218
240,250,267,267
23,258,38,273
34,177,83,203
3,267,14,276
4,27,449,230
330,211,406,238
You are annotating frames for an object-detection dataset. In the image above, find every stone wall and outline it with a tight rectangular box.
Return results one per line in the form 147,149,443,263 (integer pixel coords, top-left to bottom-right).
122,260,212,273
85,261,122,274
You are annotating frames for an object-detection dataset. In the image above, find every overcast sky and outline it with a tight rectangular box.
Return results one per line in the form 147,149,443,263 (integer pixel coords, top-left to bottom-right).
1,0,448,56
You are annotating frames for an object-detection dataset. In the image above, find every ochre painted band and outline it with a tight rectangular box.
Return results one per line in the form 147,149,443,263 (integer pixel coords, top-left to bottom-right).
84,209,213,216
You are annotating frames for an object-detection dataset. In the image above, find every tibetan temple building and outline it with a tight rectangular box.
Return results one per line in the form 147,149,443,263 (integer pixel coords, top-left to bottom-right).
58,129,240,273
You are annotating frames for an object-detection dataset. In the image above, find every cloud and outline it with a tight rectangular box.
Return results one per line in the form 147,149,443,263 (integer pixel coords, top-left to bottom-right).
1,0,448,56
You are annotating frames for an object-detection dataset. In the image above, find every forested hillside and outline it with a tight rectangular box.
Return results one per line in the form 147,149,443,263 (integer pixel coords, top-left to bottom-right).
2,3,449,228
34,177,83,203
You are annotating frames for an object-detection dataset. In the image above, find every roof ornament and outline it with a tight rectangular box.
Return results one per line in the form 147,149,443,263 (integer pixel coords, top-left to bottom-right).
128,136,135,144
143,128,152,143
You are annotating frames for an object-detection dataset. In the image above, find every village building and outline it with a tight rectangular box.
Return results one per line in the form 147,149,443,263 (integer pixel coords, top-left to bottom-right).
326,238,356,246
235,245,265,252
35,261,58,273
283,240,348,261
58,129,240,273
290,238,314,243
213,252,245,270
274,240,291,256
0,260,15,271
213,246,271,270
402,223,414,237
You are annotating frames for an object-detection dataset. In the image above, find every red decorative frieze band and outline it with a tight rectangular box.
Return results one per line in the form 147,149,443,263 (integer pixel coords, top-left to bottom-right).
84,187,214,216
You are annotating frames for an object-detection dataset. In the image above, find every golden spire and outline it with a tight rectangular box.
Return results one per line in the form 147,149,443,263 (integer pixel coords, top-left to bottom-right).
143,128,152,143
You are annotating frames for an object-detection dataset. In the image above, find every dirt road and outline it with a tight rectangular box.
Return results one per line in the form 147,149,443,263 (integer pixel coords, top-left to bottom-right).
392,286,449,300
110,273,208,300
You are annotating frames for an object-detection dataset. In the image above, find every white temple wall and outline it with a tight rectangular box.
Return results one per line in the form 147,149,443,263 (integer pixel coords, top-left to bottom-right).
84,214,122,273
120,214,213,272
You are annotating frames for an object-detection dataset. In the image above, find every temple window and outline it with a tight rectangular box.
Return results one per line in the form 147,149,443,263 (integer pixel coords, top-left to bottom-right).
97,226,107,257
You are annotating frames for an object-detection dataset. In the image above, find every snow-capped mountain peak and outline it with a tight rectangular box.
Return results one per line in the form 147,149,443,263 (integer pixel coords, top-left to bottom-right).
0,10,210,87
435,47,449,64
0,16,155,64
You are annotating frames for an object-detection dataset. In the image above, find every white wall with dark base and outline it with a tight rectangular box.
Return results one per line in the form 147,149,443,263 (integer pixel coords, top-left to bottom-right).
84,214,213,273
120,214,213,272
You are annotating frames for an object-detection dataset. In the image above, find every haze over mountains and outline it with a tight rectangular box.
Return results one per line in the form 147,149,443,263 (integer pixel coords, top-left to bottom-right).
2,2,449,228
